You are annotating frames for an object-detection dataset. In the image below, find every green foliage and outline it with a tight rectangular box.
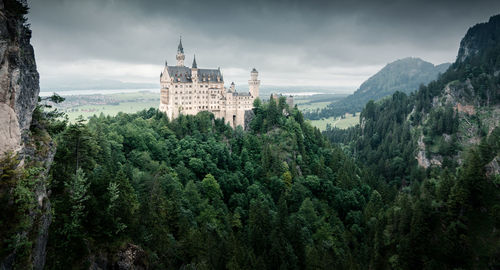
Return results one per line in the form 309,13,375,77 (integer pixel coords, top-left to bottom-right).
32,94,68,136
41,15,500,269
322,14,500,269
63,168,89,239
43,94,500,269
43,99,380,269
0,153,45,269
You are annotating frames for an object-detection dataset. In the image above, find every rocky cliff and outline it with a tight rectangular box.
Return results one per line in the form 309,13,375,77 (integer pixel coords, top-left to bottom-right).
415,14,500,168
0,0,39,157
0,1,53,270
457,14,500,62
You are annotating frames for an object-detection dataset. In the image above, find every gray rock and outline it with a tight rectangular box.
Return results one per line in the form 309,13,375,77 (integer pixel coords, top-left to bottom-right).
0,0,40,156
0,1,51,269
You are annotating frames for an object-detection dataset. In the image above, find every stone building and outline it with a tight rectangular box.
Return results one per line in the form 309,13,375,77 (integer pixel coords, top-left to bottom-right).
159,38,260,128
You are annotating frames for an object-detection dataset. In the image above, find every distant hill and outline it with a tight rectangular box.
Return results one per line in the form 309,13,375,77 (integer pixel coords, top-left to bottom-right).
306,57,450,119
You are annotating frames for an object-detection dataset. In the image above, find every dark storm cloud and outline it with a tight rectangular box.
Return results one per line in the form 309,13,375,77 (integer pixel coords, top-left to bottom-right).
27,0,500,91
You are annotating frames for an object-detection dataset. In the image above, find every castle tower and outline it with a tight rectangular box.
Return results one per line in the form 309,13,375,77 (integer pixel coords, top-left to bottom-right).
191,55,198,79
159,60,171,118
176,37,185,66
248,68,260,98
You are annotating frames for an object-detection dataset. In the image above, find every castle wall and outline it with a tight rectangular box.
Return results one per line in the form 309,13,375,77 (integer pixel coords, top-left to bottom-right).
159,77,254,128
158,44,259,128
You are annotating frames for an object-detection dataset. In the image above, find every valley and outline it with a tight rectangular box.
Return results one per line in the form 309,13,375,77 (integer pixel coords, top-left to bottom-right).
0,1,499,269
46,91,361,130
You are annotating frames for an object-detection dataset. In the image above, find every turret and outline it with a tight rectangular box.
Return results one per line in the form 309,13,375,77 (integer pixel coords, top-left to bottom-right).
161,60,169,82
230,82,235,92
191,55,198,79
176,37,185,66
248,68,260,98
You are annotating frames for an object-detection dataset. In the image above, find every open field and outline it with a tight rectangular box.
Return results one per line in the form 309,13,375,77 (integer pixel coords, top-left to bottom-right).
292,94,359,130
64,101,159,121
51,91,160,122
308,114,360,131
296,101,332,111
294,94,347,112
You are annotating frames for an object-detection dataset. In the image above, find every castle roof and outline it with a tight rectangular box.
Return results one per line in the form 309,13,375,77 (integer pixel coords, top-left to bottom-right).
192,55,197,68
167,66,223,83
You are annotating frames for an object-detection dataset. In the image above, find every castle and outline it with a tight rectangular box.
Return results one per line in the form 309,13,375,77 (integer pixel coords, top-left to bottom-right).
159,38,260,128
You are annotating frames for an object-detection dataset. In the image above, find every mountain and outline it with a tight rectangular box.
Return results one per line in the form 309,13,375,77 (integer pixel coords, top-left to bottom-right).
351,57,450,104
325,14,500,268
306,57,450,119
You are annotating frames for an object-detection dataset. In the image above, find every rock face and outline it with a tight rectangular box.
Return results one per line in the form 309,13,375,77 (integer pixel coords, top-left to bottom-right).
244,109,255,131
88,244,148,270
115,244,147,270
457,14,500,62
413,14,500,169
0,0,40,156
0,1,52,270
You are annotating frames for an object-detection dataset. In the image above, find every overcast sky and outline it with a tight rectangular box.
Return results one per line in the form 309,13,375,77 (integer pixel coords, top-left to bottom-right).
28,0,500,93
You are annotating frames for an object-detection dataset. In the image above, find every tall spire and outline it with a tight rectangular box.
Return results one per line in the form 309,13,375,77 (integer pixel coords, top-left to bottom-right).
192,54,197,69
176,35,185,66
177,36,184,53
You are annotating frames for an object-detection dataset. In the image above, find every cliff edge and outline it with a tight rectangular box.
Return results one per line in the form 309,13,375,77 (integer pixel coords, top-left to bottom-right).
0,1,53,270
0,0,39,156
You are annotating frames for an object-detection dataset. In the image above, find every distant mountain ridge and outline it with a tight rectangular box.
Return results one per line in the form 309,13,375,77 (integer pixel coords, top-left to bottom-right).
305,57,450,119
354,57,450,102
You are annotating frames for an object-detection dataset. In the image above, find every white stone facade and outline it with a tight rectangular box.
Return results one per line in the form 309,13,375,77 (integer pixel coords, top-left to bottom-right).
159,39,260,128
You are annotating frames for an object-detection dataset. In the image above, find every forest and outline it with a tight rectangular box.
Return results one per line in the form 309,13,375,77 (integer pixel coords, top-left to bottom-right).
2,88,499,269
1,2,500,269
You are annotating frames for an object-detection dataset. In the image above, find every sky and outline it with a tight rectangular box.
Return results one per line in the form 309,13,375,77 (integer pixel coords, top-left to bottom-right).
27,0,500,93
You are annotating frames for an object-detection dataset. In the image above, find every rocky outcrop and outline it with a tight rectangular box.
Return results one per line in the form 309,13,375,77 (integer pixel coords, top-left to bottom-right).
0,0,40,156
416,135,442,169
457,14,500,62
244,109,254,131
0,1,52,270
486,156,500,178
88,243,148,270
115,244,147,270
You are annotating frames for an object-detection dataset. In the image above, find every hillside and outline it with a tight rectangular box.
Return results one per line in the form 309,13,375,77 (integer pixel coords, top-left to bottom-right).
325,14,500,268
306,58,450,119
